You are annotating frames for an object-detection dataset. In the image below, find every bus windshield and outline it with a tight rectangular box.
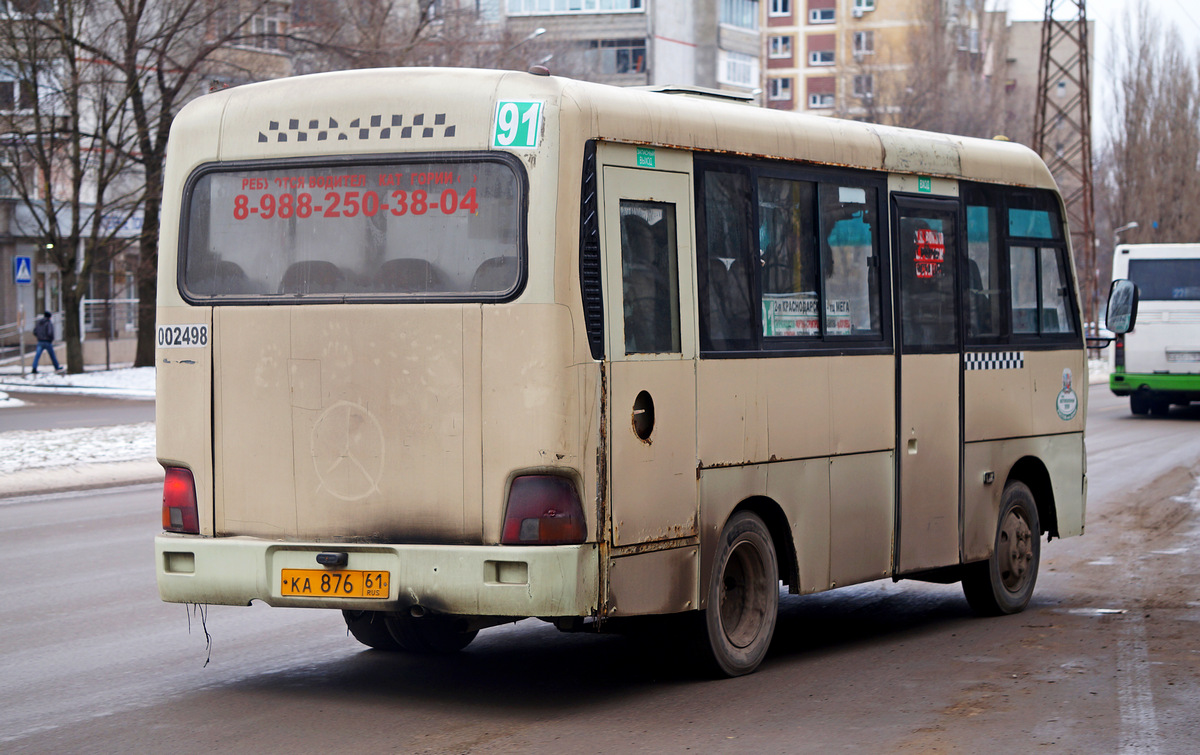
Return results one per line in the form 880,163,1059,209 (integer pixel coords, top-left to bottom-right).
1127,259,1200,301
182,154,524,300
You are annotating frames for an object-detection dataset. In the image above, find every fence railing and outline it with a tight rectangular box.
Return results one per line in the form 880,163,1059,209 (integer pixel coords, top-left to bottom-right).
81,298,138,341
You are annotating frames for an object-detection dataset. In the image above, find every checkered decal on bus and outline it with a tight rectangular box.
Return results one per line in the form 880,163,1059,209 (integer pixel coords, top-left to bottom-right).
964,351,1025,370
258,114,456,143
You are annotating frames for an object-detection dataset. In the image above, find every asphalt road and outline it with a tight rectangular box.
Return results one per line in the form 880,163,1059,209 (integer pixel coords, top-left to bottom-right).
0,390,155,432
0,389,1197,753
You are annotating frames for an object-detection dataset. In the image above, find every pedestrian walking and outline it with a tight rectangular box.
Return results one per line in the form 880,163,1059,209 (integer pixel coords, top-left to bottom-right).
31,311,63,374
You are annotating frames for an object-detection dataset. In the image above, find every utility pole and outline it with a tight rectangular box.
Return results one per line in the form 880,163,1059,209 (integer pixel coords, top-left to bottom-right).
1033,0,1097,333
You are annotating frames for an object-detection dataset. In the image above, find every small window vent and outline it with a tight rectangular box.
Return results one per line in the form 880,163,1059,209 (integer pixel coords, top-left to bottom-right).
579,140,604,360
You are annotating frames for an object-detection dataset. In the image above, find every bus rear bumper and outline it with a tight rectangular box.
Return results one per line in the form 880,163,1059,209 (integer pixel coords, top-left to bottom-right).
1110,371,1200,400
155,534,599,617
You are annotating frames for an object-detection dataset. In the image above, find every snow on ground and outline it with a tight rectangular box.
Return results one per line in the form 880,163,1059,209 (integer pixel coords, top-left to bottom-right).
0,422,156,474
0,366,156,480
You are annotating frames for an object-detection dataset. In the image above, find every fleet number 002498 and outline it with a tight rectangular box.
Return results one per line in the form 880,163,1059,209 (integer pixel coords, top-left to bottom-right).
157,324,209,348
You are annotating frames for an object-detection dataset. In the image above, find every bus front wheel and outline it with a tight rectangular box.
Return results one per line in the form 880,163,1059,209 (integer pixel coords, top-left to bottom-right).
702,511,778,677
962,482,1041,616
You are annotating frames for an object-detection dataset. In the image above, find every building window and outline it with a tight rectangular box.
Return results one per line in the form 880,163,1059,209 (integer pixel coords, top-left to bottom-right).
719,50,759,87
853,74,873,97
809,49,834,66
853,0,875,11
769,0,790,16
2,0,55,16
507,0,643,13
809,92,834,109
769,36,793,59
588,38,647,74
0,79,35,112
768,77,793,101
809,8,834,23
247,3,289,51
853,30,875,55
956,26,980,53
720,0,759,29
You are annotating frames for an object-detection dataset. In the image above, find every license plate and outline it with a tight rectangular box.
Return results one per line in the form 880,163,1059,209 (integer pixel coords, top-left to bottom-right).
1166,351,1200,362
280,569,390,599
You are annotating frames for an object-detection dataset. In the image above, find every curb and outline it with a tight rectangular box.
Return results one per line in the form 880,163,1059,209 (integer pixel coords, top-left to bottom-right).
0,460,162,500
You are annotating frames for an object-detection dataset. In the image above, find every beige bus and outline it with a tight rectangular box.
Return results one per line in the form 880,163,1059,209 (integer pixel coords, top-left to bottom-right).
155,67,1087,676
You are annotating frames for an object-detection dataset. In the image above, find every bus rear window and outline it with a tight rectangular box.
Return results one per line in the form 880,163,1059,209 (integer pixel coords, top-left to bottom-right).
1128,259,1200,301
181,155,524,301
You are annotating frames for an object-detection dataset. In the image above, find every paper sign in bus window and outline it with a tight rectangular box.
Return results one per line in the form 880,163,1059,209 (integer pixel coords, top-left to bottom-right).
914,228,945,279
762,296,852,337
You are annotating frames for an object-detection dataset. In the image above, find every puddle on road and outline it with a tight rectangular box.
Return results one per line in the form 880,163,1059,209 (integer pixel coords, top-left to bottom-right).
1064,607,1128,616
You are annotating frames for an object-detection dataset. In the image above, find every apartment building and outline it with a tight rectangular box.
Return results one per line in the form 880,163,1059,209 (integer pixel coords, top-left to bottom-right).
763,0,1019,123
504,0,761,96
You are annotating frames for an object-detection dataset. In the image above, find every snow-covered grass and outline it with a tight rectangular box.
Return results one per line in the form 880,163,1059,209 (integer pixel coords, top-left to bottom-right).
0,367,156,482
0,422,156,474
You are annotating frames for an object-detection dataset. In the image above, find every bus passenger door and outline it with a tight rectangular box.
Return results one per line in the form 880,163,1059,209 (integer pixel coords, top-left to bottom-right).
600,163,698,547
893,196,961,573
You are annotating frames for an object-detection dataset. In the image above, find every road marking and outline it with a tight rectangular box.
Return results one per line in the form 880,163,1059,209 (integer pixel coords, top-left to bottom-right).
1117,614,1161,753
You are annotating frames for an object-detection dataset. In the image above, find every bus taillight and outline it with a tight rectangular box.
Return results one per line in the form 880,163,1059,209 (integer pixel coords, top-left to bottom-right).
1114,334,1125,369
501,475,586,545
162,467,199,534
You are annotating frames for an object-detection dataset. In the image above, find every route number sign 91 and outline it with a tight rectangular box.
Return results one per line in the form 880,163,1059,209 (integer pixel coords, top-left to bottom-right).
492,101,542,149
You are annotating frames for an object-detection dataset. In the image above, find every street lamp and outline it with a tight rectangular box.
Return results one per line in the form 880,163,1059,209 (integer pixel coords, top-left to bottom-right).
504,27,547,69
1113,221,1138,249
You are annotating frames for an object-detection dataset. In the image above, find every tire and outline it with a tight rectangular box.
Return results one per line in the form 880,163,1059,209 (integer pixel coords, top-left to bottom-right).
702,511,778,677
384,613,478,654
962,482,1041,616
1130,394,1149,415
343,610,404,651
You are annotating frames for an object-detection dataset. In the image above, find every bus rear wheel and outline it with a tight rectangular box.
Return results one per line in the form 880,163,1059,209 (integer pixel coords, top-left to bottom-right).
962,482,1040,616
343,610,403,651
385,613,479,654
702,511,778,677
1130,394,1150,415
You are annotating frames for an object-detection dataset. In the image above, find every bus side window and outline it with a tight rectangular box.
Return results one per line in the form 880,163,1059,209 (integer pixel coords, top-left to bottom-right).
1006,204,1076,337
759,177,819,338
620,202,681,354
820,184,881,337
1038,247,1073,334
698,170,755,351
965,204,1001,339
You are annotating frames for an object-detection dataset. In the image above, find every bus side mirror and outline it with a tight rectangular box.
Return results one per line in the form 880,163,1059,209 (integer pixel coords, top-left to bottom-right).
1106,279,1139,335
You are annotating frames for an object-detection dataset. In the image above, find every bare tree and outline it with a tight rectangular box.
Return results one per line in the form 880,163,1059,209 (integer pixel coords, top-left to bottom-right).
0,0,141,372
1101,0,1200,250
49,0,277,367
844,0,1023,140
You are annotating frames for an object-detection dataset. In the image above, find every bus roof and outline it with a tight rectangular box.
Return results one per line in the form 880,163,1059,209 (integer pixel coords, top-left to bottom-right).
183,67,1056,190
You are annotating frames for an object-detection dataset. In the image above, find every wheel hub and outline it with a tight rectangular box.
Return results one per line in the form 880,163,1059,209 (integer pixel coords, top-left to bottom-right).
998,509,1034,592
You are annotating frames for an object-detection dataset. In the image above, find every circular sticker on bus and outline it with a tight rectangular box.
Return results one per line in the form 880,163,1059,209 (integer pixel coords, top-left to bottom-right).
1056,368,1078,421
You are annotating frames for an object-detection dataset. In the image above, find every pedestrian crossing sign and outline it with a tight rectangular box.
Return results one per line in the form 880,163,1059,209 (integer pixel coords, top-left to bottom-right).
13,255,32,285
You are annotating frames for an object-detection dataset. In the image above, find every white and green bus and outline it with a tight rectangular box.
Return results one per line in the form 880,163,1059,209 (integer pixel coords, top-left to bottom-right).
1109,243,1200,415
155,68,1090,676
